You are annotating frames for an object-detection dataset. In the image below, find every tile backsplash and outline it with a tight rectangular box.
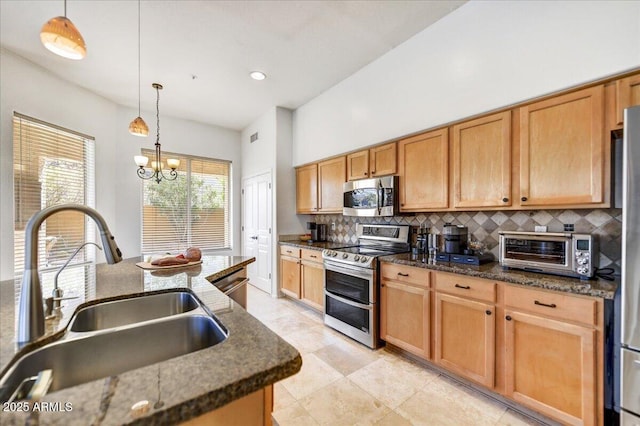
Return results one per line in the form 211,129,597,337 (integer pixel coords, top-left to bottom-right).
312,209,622,269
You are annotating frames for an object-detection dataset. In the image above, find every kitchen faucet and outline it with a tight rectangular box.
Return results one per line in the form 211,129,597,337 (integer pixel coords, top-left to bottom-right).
17,204,122,346
44,241,103,318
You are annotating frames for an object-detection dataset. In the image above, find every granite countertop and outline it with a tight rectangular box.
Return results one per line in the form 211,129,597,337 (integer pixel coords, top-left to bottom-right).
278,240,356,251
278,241,618,299
0,256,301,425
380,253,618,299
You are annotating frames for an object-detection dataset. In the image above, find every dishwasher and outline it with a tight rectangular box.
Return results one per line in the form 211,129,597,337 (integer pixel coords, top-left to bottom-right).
209,268,249,309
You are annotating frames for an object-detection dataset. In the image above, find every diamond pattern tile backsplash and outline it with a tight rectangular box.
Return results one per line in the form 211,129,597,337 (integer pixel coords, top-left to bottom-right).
312,209,622,269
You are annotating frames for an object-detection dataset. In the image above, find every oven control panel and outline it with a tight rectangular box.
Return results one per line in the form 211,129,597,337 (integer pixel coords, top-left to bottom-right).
322,250,372,268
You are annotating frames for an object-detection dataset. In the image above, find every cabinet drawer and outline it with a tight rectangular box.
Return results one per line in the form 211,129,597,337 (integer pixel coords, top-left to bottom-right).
301,248,323,263
280,246,300,257
434,272,496,303
504,285,597,326
381,263,429,288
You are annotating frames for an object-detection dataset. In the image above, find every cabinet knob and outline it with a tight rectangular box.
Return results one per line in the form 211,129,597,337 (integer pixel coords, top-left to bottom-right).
502,197,509,203
381,284,385,287
521,196,528,202
486,310,492,316
506,315,512,321
401,203,405,207
372,170,376,174
363,172,367,176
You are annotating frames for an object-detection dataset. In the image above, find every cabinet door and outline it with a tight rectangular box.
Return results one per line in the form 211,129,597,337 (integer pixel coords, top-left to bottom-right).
296,164,318,214
435,293,495,388
318,156,346,213
616,73,640,126
398,128,449,211
370,142,396,177
280,256,300,298
452,111,511,208
504,310,596,425
301,260,324,311
380,280,429,359
346,150,370,181
519,85,605,206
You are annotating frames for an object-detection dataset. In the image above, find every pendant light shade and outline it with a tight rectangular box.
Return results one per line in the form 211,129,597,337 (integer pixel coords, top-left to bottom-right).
129,0,148,137
40,1,86,60
129,116,149,137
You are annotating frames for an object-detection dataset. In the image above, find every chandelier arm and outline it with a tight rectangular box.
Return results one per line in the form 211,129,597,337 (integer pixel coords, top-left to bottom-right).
137,168,154,180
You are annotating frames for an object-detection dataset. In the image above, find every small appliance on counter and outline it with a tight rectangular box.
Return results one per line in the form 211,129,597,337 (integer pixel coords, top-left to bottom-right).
498,230,596,279
434,224,493,265
307,222,327,242
443,223,468,254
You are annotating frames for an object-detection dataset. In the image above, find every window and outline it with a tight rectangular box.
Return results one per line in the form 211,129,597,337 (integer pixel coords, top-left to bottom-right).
141,149,231,253
13,113,96,297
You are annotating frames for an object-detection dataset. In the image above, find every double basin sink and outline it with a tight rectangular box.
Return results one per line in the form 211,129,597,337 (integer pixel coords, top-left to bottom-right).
0,290,228,403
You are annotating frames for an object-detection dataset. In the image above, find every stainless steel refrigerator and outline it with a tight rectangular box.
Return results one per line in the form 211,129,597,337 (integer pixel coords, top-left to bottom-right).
620,105,640,423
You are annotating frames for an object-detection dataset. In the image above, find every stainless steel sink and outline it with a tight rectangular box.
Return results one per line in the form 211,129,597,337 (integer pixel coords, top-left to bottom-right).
0,314,227,402
69,291,200,332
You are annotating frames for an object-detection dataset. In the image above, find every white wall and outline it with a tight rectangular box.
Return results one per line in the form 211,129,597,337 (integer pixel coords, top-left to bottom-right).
241,106,304,296
292,0,640,165
0,49,241,281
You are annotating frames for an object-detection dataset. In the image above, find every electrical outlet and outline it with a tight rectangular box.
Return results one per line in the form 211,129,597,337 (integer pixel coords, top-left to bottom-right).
534,225,547,232
331,222,336,231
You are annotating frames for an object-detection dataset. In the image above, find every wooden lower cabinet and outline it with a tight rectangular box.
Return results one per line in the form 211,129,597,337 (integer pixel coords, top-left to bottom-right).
380,280,430,359
504,309,597,426
434,292,495,388
280,255,300,298
181,385,273,426
301,259,324,311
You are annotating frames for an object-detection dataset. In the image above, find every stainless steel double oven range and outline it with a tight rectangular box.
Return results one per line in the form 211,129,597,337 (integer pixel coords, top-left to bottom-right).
322,223,410,348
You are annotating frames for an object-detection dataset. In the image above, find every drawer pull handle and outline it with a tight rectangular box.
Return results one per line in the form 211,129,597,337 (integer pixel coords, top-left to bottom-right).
534,300,557,309
286,251,292,254
486,310,492,316
310,255,317,258
455,284,470,290
506,315,512,321
397,272,409,277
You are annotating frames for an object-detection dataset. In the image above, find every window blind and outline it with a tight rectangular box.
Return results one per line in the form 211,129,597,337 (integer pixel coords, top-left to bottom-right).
141,149,231,253
13,114,96,298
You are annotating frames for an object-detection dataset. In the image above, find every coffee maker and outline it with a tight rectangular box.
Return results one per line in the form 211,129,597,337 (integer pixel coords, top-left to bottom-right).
307,222,327,242
443,224,468,254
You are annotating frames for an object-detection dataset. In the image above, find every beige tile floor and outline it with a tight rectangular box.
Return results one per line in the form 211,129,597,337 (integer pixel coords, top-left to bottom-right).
246,285,549,426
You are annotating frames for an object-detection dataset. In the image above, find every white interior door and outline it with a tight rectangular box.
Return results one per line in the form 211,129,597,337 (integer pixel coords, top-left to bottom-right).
242,172,272,294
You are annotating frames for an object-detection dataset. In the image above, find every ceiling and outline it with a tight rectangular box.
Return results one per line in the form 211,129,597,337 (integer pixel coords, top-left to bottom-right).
0,0,466,131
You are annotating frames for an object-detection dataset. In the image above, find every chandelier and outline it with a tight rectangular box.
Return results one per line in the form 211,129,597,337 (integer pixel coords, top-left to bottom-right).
40,0,86,60
134,83,180,183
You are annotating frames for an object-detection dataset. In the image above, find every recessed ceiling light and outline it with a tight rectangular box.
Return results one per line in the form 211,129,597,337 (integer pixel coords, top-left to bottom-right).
250,71,266,81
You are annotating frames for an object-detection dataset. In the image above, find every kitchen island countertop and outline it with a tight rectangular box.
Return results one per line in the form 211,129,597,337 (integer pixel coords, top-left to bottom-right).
0,256,301,425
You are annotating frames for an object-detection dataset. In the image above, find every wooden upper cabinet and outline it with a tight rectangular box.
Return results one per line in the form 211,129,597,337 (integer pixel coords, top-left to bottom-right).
519,85,605,207
370,142,397,177
616,73,640,126
346,150,370,181
452,111,511,209
295,163,318,214
346,142,396,181
318,156,346,213
398,128,449,211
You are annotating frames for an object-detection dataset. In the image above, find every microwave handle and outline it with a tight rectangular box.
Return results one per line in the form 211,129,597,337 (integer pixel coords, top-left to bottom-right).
377,180,384,215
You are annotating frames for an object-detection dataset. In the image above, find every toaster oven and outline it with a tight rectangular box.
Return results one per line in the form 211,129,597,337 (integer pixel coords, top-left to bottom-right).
499,231,596,279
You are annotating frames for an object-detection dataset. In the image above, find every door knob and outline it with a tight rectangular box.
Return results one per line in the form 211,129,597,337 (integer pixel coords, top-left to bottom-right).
251,236,258,240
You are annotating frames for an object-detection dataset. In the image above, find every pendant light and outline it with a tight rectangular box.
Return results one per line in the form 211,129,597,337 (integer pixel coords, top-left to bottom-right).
134,83,180,183
129,0,149,137
40,0,86,60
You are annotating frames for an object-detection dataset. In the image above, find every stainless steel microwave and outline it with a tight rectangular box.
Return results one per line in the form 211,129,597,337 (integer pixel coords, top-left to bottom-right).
499,231,596,279
343,176,397,217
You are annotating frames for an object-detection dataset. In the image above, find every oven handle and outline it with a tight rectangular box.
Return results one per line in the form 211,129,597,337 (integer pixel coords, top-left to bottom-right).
325,290,373,311
324,260,374,281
